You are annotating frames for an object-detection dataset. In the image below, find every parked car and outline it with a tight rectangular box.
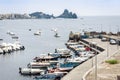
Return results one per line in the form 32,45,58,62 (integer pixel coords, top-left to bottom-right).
101,37,107,41
110,39,116,45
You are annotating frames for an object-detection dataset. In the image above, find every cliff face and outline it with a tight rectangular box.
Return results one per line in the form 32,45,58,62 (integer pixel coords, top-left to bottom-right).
29,12,55,19
57,9,77,19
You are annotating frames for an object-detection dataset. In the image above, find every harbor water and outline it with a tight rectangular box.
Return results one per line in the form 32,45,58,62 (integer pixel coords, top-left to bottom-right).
0,16,120,80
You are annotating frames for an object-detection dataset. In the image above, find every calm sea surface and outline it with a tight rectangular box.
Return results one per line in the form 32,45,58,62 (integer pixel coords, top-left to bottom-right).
0,16,120,80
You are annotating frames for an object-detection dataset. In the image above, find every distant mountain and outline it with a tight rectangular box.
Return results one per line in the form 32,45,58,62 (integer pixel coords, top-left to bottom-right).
57,9,77,19
29,12,55,19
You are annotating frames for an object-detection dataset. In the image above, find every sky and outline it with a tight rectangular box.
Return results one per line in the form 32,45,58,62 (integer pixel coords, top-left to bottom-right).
0,0,120,16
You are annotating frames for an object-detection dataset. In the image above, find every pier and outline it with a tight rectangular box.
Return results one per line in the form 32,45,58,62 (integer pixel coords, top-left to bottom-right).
62,38,120,80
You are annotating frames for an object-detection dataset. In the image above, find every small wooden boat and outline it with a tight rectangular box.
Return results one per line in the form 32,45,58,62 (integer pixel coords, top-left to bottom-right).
19,67,44,75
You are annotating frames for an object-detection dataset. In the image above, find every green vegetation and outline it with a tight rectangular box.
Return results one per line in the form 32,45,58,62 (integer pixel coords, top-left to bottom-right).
105,59,118,64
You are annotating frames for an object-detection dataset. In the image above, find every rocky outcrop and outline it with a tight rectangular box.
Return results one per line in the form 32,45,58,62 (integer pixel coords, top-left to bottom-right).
57,9,77,19
29,12,55,19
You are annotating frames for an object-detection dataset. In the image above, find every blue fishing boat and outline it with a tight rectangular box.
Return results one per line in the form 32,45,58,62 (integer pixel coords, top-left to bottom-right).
33,73,63,80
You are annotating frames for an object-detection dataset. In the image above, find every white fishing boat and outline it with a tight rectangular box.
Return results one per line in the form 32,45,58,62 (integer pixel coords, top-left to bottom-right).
34,55,58,61
51,28,60,37
0,48,3,54
12,41,25,50
7,31,15,35
79,51,95,58
54,32,60,37
55,48,71,58
58,67,73,72
66,58,83,64
1,43,12,53
19,67,44,75
33,55,59,65
48,53,61,58
34,30,41,35
12,36,19,39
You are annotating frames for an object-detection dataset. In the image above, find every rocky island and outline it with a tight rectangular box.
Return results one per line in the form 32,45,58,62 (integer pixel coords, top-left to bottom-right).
29,12,55,19
57,9,77,19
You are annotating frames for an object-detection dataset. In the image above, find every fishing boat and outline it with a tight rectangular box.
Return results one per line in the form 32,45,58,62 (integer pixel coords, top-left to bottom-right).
12,41,25,50
34,31,41,35
66,57,83,64
27,62,51,68
75,56,89,62
78,51,95,58
54,32,60,37
55,48,71,58
34,55,58,62
1,43,12,53
34,30,41,35
33,73,64,80
19,67,44,75
33,55,59,65
12,36,19,39
58,67,73,72
48,53,61,58
0,39,3,41
49,66,73,73
51,28,60,37
0,48,3,54
7,31,15,35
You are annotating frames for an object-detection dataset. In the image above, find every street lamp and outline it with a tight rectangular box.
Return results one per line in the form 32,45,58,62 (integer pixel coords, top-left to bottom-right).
90,42,94,67
91,42,97,80
107,40,109,57
117,25,119,50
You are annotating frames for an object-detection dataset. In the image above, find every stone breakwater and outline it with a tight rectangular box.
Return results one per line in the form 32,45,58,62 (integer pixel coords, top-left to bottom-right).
62,38,119,80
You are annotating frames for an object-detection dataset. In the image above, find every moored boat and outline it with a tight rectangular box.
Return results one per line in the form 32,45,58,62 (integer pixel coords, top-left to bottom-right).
0,48,3,54
34,55,58,62
34,30,41,35
55,48,71,58
19,67,44,75
27,62,51,68
33,73,64,80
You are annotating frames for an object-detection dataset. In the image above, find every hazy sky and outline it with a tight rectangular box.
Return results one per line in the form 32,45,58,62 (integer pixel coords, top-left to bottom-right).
0,0,120,16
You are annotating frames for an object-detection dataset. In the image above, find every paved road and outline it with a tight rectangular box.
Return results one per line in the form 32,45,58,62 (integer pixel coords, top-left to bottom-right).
62,38,119,80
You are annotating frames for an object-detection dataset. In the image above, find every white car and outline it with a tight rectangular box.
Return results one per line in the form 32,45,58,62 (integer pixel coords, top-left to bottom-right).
110,39,116,45
101,37,107,41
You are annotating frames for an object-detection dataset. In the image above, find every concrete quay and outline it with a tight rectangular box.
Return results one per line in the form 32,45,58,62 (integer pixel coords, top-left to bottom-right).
62,38,119,80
